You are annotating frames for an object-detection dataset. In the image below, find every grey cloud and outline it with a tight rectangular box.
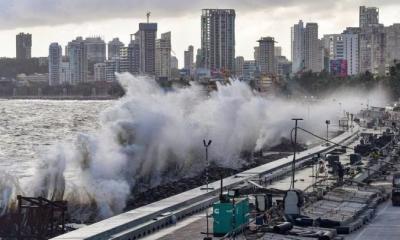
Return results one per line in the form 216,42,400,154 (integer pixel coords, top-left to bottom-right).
0,0,398,30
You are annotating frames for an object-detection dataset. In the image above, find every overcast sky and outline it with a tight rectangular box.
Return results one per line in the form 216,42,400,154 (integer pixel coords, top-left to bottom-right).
0,0,399,67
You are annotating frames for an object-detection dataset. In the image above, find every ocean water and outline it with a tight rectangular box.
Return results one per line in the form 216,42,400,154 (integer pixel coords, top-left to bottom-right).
0,100,112,185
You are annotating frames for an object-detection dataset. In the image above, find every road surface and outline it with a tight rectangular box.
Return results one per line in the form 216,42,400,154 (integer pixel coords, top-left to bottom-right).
348,200,400,240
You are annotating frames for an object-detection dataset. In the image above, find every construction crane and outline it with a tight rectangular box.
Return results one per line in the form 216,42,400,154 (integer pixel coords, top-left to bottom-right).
146,11,151,23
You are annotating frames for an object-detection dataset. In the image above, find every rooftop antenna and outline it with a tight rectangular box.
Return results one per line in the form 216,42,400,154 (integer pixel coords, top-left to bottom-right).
146,11,151,23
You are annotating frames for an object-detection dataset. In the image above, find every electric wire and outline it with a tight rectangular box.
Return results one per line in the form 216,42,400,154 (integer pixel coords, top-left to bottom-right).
296,127,356,151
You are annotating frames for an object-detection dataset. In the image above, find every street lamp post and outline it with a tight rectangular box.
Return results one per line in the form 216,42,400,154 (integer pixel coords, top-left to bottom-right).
203,139,212,240
325,120,330,145
291,118,303,189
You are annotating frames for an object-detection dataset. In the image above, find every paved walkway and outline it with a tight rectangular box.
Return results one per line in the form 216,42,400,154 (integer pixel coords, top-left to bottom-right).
142,211,212,240
348,200,400,240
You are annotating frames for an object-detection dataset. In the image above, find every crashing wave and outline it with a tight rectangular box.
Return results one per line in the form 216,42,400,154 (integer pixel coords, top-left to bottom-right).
0,74,389,221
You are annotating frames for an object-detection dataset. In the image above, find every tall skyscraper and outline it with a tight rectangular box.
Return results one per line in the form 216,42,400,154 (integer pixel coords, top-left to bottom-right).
60,62,71,85
84,37,106,63
48,43,62,86
257,37,275,75
254,46,260,67
16,33,32,59
242,60,257,82
291,20,305,73
118,47,130,73
274,46,282,57
201,9,235,73
136,23,157,75
322,34,345,60
184,45,194,70
322,33,359,76
304,23,320,72
94,63,106,81
105,59,118,82
171,56,179,69
359,24,386,75
385,24,400,65
357,6,385,75
129,44,141,75
125,34,140,75
343,33,359,75
155,32,172,80
195,48,203,68
108,38,125,60
275,56,292,79
234,56,244,76
83,37,106,77
359,6,379,28
68,37,88,84
322,34,344,73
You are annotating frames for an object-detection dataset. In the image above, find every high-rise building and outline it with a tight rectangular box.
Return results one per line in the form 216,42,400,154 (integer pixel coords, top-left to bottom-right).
343,33,359,75
195,48,204,69
85,37,106,63
127,34,140,74
385,24,400,65
274,46,282,57
108,38,125,60
341,28,361,75
234,56,244,77
136,23,157,75
201,9,235,73
48,43,62,86
317,39,327,72
291,20,305,73
257,37,275,75
359,24,386,75
16,33,32,59
94,63,106,81
104,46,132,81
184,45,194,71
304,23,321,72
254,46,260,67
68,37,88,84
322,34,345,60
155,32,172,80
119,47,131,73
275,56,292,79
242,60,258,82
322,34,350,74
105,59,118,82
171,56,179,69
357,6,385,75
84,37,106,77
330,59,348,77
359,6,379,28
60,62,71,85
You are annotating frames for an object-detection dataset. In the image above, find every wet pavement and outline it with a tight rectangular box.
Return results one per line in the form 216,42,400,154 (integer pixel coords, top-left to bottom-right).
347,196,400,240
142,212,211,240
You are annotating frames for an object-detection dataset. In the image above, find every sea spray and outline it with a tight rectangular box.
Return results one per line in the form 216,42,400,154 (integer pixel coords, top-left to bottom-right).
0,73,389,221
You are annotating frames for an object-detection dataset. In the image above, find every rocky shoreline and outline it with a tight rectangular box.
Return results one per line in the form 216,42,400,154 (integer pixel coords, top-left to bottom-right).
125,152,291,211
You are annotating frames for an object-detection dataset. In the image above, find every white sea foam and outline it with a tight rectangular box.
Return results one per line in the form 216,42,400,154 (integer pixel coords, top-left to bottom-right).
0,74,389,221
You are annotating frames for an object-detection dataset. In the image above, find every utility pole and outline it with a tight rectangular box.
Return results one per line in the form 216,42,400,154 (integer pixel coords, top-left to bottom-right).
291,118,303,189
203,139,212,240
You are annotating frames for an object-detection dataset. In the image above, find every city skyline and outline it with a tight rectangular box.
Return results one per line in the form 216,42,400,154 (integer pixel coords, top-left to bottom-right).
0,1,399,67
